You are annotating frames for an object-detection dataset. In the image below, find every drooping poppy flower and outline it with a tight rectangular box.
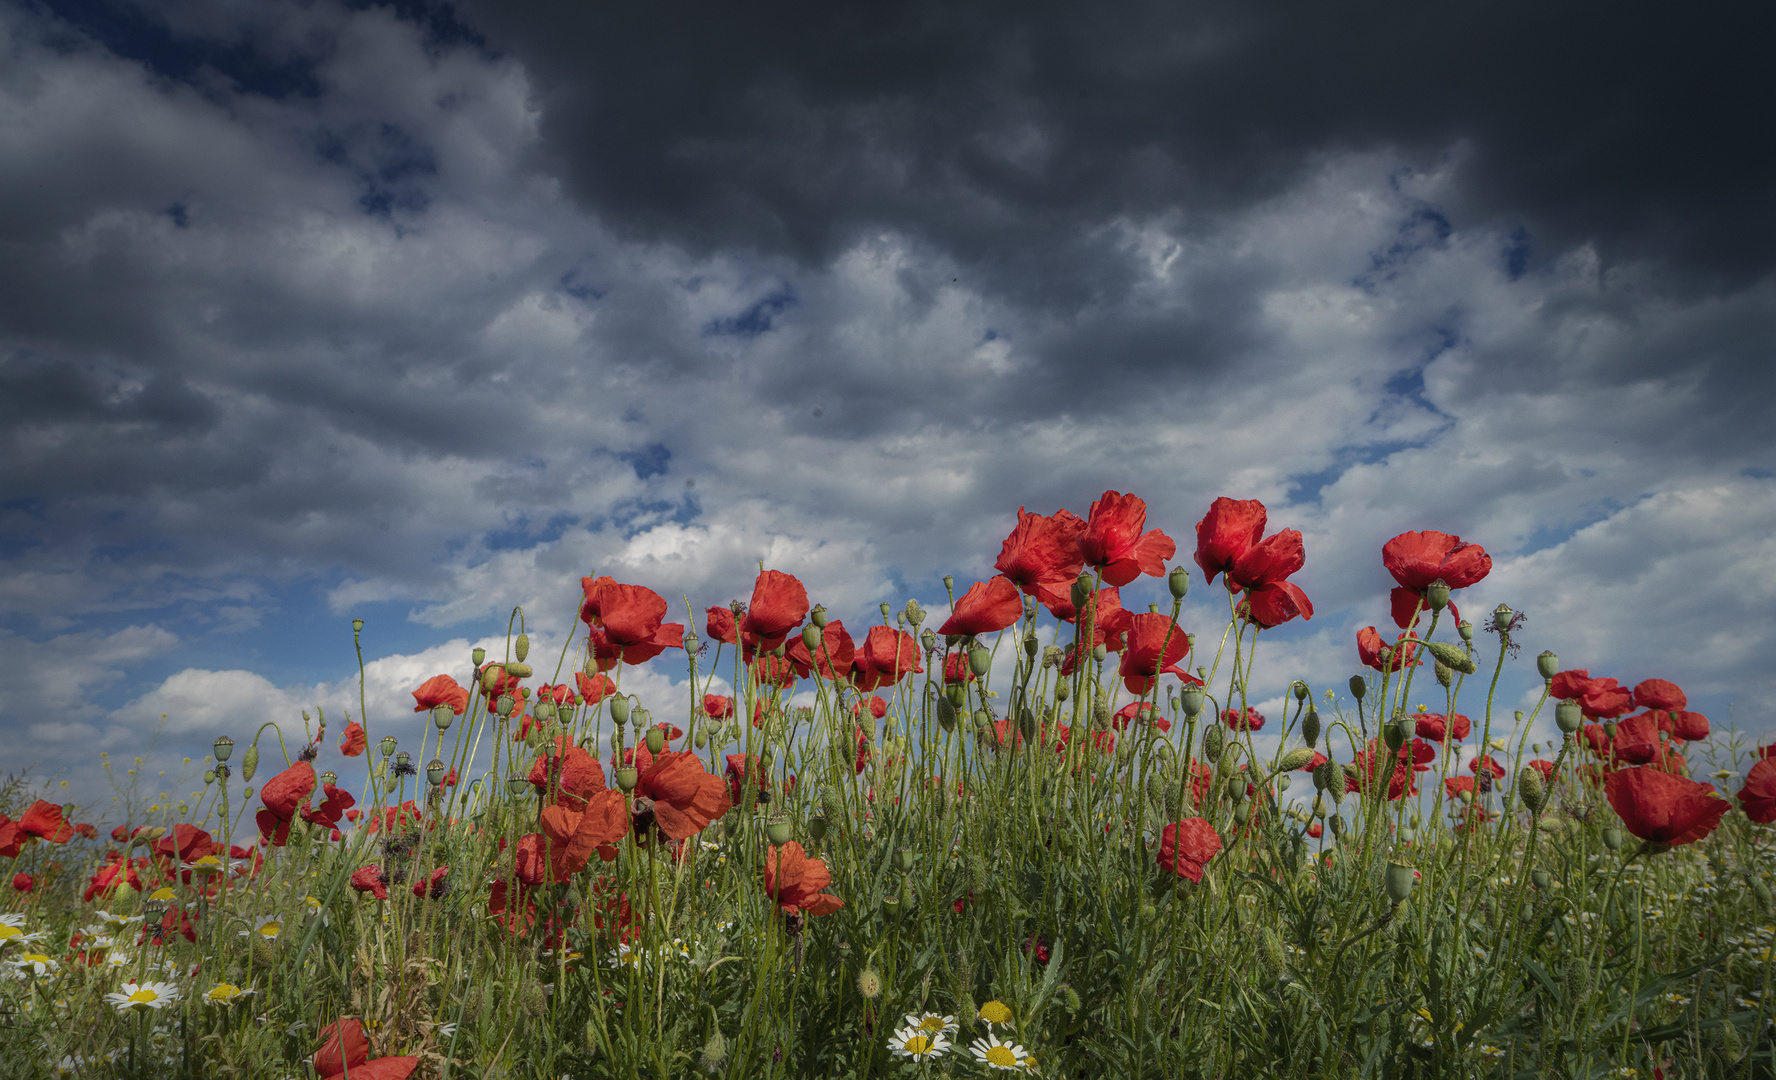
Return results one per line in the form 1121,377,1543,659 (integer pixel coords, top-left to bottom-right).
1633,678,1687,712
313,1017,419,1080
411,674,470,716
938,576,1024,637
0,816,21,859
587,583,686,669
1738,759,1776,824
739,570,809,651
632,752,731,842
852,626,923,691
1605,766,1728,846
704,603,739,645
527,739,609,812
537,790,628,876
1220,706,1265,732
1118,612,1196,695
762,842,845,916
1357,627,1418,673
574,671,618,705
1413,712,1471,743
1663,710,1710,742
256,762,317,847
786,619,856,680
349,865,390,901
995,507,1087,597
11,873,31,892
1157,817,1223,883
18,800,74,844
301,783,356,831
337,722,367,757
1241,580,1314,628
724,754,770,804
1111,701,1172,733
1468,755,1506,779
1382,530,1493,593
1306,823,1323,839
153,824,216,864
1194,497,1267,587
1079,491,1176,588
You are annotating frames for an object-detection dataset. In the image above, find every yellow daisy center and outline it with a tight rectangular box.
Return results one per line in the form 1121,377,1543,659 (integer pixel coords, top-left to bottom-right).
979,1000,1012,1024
905,1035,933,1055
917,1016,945,1032
22,953,50,965
984,1045,1018,1067
127,989,158,1005
207,984,239,1002
257,921,281,938
0,926,21,941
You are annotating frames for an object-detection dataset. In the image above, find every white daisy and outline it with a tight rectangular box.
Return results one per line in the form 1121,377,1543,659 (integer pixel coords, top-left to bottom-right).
902,1011,959,1036
103,951,132,969
93,911,143,930
887,1025,951,1060
204,983,255,1006
970,1032,1030,1070
11,953,57,976
241,915,282,940
105,980,180,1012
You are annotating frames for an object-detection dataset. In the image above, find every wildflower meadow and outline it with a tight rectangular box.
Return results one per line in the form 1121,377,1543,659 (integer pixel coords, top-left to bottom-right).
4,492,1776,1078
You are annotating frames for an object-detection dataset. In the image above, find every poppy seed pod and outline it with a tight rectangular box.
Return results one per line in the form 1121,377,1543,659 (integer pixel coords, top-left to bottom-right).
809,815,828,840
1532,869,1552,890
682,631,699,655
506,776,530,797
1601,826,1624,851
879,601,892,620
1603,722,1618,741
1383,862,1415,904
380,735,398,757
472,647,486,667
1555,701,1582,733
514,633,530,662
535,700,557,723
1301,707,1321,749
1425,579,1450,612
1091,643,1107,663
213,735,234,763
645,727,665,754
433,704,454,731
1537,651,1559,680
610,696,631,725
1234,802,1252,826
1491,603,1516,632
427,759,446,786
1384,718,1406,751
1180,686,1205,717
969,646,992,677
1167,566,1190,600
1349,676,1366,701
203,769,216,785
320,770,337,786
616,766,639,793
765,820,792,845
921,628,938,653
496,694,515,718
893,847,916,872
1458,620,1474,642
810,604,828,629
1054,680,1071,702
1023,633,1039,657
352,618,365,634
801,624,821,652
1292,681,1309,702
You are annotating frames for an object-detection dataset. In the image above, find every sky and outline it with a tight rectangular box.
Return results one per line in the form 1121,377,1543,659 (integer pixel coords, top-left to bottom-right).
3,0,1773,821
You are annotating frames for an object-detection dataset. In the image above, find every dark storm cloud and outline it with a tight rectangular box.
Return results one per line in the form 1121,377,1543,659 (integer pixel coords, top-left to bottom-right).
464,0,1776,294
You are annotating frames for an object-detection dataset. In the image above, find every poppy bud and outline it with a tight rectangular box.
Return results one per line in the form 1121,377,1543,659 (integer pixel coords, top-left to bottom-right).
1202,726,1225,762
969,645,992,677
242,744,260,782
880,602,892,621
645,727,665,754
507,776,530,797
904,600,923,626
1180,686,1204,717
1384,718,1406,751
1601,826,1623,851
213,735,235,763
1168,566,1190,600
1722,1014,1746,1062
1277,748,1316,773
766,819,792,845
1312,761,1332,792
1517,767,1547,814
1091,643,1107,663
1434,660,1453,688
1018,707,1037,742
935,696,957,731
1054,680,1070,703
472,647,485,666
808,815,828,841
942,575,954,592
1749,872,1773,912
1603,722,1618,740
610,696,631,724
1555,701,1582,733
1425,641,1477,675
855,968,882,999
536,701,559,724
1536,651,1559,680
203,769,216,785
1234,802,1252,825
427,759,446,786
1023,633,1039,657
821,787,844,824
1349,676,1366,701
1383,862,1415,904
483,667,504,693
1329,815,1345,837
809,604,828,629
515,633,530,662
973,709,993,732
1070,575,1093,613
1458,621,1474,642
522,980,548,1017
1491,604,1515,632
881,894,902,918
1301,708,1320,750
921,629,938,653
1425,579,1451,612
616,766,639,793
1531,869,1552,890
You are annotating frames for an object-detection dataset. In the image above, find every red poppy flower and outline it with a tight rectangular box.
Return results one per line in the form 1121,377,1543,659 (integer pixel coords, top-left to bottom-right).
538,790,628,876
1527,759,1557,782
1443,775,1476,800
995,506,1087,596
938,576,1024,637
724,754,770,803
1347,740,1420,800
579,574,617,625
1413,712,1470,743
703,694,735,718
313,1018,419,1080
588,583,685,668
705,604,738,645
568,671,614,705
1738,759,1776,824
1118,612,1195,695
256,762,317,847
1468,755,1506,779
301,783,357,830
1390,588,1461,631
786,619,856,680
851,626,923,691
632,752,731,842
739,570,809,650
1194,497,1267,586
411,674,470,715
1633,678,1686,711
11,872,31,892
1610,713,1665,765
1227,528,1305,592
409,864,450,900
1550,670,1634,719
350,865,390,901
1077,491,1176,587
1242,580,1314,628
1662,710,1710,742
83,851,145,902
854,723,871,774
938,651,974,684
981,718,1025,752
752,654,798,689
328,720,365,758
1306,823,1323,839
152,823,216,864
1157,817,1223,883
1298,751,1329,773
19,800,74,844
1111,701,1171,732
1220,706,1265,732
1357,627,1418,673
527,739,608,812
1605,766,1728,846
1382,530,1493,592
857,695,889,720
762,842,846,916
